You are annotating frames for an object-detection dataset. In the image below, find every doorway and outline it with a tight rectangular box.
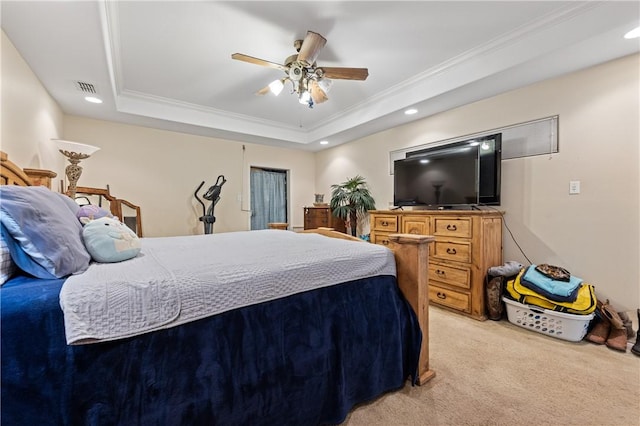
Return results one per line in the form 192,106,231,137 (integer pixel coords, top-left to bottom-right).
250,167,288,230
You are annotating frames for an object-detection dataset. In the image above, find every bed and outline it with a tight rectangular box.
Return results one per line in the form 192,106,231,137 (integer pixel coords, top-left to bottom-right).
0,151,434,425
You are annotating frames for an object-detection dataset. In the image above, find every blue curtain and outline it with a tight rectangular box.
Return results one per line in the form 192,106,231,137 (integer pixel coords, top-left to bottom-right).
250,168,287,230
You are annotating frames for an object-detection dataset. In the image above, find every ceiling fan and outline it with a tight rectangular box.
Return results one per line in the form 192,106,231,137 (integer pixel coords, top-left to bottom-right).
231,31,368,108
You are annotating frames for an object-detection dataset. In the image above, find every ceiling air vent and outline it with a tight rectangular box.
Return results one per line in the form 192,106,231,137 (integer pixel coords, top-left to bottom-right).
74,81,97,94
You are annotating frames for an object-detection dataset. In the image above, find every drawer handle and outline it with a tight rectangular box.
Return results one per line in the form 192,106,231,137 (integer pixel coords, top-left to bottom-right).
381,221,388,226
446,224,457,231
446,248,457,255
436,269,446,276
381,239,389,245
437,292,447,300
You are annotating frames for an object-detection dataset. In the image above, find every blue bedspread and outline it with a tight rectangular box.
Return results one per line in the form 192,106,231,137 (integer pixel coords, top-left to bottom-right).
1,274,421,426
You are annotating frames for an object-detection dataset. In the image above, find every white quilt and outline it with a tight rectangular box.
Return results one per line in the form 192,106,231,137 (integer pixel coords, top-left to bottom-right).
59,230,396,344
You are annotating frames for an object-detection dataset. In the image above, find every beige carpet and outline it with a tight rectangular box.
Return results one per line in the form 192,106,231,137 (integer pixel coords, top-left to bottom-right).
343,306,640,426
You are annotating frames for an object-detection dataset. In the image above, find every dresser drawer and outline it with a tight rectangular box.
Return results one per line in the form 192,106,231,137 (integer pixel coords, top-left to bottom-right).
402,215,429,235
372,215,398,232
432,240,472,263
432,217,472,238
429,285,471,313
372,232,393,246
429,262,471,289
304,207,329,229
310,216,329,227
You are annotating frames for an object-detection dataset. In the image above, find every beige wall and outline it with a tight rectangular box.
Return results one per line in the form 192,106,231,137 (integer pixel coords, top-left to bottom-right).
316,54,640,311
63,116,316,236
1,30,64,173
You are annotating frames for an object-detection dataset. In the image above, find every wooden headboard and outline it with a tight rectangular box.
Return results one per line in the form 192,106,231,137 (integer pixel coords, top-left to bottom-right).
0,151,32,186
1,151,58,188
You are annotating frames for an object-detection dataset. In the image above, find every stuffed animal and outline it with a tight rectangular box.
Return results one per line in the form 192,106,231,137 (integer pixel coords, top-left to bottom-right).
81,216,141,263
76,204,113,224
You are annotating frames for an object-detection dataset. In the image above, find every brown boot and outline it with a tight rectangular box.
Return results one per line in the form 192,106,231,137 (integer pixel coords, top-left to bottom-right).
606,327,628,352
586,317,610,345
601,300,625,330
485,276,504,321
618,311,634,340
632,309,640,357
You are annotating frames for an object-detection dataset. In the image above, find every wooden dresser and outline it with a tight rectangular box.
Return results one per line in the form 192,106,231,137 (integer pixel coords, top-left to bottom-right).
303,206,346,233
370,210,502,320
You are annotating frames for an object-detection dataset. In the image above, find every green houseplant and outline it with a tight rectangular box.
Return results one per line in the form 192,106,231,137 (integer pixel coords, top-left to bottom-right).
330,175,376,237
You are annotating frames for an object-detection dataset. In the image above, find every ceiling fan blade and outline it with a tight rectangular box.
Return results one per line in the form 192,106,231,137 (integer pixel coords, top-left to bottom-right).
255,78,288,96
255,85,271,96
231,53,288,72
296,31,327,65
309,80,329,104
319,67,369,80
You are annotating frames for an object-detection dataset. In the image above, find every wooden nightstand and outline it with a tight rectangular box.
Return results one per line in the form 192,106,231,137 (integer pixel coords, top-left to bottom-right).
303,206,346,233
23,168,57,189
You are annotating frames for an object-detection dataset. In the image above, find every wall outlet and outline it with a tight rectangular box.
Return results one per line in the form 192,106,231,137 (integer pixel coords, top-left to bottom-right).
569,180,580,195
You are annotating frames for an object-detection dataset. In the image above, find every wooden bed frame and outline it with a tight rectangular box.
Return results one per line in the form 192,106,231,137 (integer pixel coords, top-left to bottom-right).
0,151,435,384
0,151,33,186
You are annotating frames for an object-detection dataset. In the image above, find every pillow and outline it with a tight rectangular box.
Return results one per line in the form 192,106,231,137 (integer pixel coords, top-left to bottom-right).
56,192,81,215
76,205,113,223
82,217,141,263
0,234,17,285
0,186,90,279
1,223,52,278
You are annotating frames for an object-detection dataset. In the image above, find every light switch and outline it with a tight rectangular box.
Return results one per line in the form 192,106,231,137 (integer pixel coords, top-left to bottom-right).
569,180,580,195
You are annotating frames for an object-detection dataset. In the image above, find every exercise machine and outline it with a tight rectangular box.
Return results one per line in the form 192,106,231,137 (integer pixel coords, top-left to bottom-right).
194,175,227,234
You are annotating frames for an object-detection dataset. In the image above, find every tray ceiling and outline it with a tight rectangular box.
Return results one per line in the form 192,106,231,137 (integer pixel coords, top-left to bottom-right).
2,1,638,151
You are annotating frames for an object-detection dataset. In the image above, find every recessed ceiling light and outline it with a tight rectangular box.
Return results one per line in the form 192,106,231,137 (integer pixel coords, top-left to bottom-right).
404,108,418,115
84,96,103,104
624,26,640,39
319,140,329,145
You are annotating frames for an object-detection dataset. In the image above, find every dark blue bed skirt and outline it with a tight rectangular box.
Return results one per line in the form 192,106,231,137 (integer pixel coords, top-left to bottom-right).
1,274,421,426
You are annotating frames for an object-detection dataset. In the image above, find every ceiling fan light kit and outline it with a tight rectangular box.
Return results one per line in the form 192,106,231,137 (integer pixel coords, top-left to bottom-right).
268,79,285,96
232,31,368,108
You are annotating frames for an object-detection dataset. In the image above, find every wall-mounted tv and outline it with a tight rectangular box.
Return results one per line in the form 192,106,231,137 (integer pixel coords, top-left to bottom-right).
393,133,501,208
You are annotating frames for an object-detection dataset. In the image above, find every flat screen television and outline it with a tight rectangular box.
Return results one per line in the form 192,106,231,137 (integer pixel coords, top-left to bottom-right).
393,133,501,208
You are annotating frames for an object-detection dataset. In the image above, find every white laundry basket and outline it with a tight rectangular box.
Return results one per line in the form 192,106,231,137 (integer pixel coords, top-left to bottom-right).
502,297,595,342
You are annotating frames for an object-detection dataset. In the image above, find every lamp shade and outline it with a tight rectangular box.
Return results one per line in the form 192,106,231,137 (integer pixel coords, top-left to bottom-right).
268,79,284,96
316,77,332,94
298,91,311,105
53,139,100,156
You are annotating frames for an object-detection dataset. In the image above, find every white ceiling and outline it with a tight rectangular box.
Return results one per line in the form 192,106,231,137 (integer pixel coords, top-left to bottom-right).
2,1,639,152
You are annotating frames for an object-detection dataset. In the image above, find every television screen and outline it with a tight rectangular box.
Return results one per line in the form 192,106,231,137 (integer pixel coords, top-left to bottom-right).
394,134,501,207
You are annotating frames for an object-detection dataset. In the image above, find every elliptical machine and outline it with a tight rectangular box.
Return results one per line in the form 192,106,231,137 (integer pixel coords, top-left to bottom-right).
194,175,227,234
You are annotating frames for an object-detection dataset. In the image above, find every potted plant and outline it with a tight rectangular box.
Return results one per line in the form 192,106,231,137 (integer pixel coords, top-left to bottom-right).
330,175,376,237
